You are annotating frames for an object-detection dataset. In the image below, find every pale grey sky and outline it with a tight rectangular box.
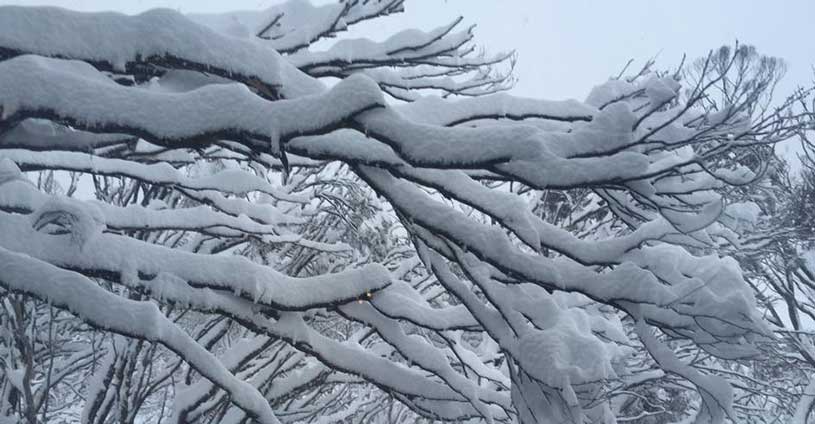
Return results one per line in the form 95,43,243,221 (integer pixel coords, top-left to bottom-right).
4,0,814,159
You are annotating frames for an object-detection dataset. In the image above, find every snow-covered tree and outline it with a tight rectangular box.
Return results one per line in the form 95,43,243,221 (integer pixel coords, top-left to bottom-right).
0,3,807,423
726,89,815,424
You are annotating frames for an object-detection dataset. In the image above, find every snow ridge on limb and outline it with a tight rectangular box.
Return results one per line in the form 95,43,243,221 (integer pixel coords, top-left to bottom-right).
288,18,471,71
0,246,282,424
0,55,384,149
397,92,594,126
0,6,294,92
0,177,349,252
2,149,303,202
0,119,136,152
0,209,390,311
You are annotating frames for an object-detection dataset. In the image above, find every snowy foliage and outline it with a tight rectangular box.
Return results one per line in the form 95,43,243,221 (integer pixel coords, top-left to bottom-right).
0,2,811,424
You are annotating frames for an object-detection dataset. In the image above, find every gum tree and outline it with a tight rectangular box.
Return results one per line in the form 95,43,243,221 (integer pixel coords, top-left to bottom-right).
0,2,805,423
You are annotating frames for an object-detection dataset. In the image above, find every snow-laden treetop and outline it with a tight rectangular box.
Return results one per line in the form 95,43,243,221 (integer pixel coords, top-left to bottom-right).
0,2,794,423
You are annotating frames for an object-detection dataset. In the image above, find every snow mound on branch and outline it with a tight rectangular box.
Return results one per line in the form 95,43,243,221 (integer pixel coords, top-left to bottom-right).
518,312,622,397
0,158,23,184
0,55,114,120
643,74,680,105
660,195,724,233
0,55,383,147
626,244,770,344
723,201,762,231
30,197,105,249
584,74,679,109
585,79,636,108
547,101,635,158
288,18,471,68
397,92,594,126
0,6,283,83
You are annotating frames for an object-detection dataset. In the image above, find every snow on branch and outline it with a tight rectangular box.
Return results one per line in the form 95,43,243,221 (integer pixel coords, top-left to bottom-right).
0,55,384,149
191,0,405,54
0,246,282,424
0,205,391,310
0,6,310,95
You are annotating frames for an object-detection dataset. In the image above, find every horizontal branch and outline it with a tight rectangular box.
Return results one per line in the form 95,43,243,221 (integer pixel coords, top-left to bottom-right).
0,209,390,311
0,55,384,150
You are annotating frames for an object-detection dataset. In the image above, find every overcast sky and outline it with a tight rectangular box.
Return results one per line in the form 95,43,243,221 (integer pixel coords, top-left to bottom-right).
4,0,814,159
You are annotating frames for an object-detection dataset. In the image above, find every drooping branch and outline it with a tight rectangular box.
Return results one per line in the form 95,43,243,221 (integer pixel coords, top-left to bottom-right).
0,246,282,424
